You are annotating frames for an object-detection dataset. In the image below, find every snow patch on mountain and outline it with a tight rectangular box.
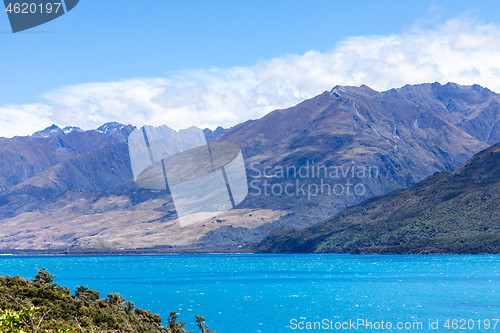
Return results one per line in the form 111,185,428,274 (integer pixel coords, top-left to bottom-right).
96,122,125,134
63,126,83,134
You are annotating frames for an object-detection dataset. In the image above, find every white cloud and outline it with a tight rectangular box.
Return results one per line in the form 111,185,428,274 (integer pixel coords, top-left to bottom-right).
3,15,500,137
0,103,53,138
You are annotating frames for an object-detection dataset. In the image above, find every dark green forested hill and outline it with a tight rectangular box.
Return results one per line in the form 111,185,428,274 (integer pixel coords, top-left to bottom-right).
256,142,500,254
0,269,216,333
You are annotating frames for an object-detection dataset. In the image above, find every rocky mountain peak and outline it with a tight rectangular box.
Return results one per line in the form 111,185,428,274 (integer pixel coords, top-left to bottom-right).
32,124,64,138
330,85,350,97
96,122,126,134
62,126,83,134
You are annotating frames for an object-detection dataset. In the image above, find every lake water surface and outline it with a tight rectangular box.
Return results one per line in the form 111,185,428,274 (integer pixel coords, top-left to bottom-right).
0,254,498,332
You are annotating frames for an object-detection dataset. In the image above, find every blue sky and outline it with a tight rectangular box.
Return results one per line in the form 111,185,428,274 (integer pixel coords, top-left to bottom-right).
1,0,500,136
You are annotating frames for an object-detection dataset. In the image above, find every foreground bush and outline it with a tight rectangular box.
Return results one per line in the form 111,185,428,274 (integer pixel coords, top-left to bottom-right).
0,268,216,333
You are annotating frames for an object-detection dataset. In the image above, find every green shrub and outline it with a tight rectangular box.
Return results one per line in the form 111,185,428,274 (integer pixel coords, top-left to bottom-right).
0,269,217,333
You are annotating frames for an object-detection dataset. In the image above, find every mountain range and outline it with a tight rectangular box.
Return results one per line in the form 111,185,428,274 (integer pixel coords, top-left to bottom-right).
256,141,500,254
0,82,498,252
203,82,497,247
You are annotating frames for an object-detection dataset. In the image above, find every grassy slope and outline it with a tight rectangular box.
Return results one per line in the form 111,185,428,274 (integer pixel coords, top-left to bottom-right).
256,142,500,254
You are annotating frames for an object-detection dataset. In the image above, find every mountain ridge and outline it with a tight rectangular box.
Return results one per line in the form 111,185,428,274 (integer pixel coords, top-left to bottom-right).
255,141,500,254
0,82,498,252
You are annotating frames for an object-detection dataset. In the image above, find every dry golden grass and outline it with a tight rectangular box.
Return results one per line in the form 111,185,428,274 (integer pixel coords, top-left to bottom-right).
0,208,287,250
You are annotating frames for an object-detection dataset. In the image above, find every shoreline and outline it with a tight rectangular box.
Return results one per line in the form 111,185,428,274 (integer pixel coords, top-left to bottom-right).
0,249,498,256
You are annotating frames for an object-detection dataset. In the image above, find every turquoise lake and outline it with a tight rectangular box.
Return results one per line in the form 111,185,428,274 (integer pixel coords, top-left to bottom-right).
0,254,498,332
